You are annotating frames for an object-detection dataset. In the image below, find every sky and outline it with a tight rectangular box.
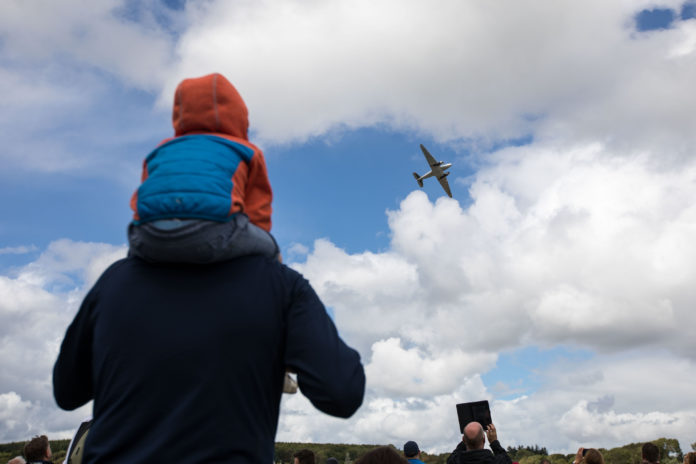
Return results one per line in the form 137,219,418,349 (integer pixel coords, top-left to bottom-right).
1,0,696,456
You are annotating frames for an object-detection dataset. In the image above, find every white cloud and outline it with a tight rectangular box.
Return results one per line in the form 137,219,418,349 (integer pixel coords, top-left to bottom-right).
277,349,696,454
4,0,696,175
365,338,497,397
278,374,489,452
0,0,174,89
166,0,696,155
0,245,37,255
284,141,696,452
0,1,174,174
494,351,696,453
0,240,125,442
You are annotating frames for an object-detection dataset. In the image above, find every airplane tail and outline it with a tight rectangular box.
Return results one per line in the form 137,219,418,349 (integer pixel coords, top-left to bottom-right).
412,172,423,187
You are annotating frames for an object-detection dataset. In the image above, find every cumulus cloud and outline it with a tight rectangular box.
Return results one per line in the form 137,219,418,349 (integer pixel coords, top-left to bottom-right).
287,141,696,451
278,374,489,451
366,338,496,397
0,240,125,442
276,350,696,453
167,0,696,154
0,0,174,173
0,0,174,89
494,352,696,452
4,0,696,174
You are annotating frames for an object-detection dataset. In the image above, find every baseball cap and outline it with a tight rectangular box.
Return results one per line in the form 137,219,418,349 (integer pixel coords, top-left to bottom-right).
404,441,420,457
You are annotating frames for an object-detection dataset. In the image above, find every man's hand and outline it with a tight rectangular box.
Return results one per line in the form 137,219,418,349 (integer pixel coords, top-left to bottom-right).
486,423,498,443
574,447,584,464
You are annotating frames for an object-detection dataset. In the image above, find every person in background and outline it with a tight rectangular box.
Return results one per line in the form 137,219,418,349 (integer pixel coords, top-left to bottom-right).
642,443,660,464
404,441,425,464
7,457,26,464
23,435,52,464
683,452,695,464
356,447,408,464
574,448,604,464
293,449,316,464
447,422,511,464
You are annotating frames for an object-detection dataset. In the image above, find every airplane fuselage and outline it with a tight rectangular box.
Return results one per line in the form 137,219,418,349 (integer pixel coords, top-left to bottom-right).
417,162,452,181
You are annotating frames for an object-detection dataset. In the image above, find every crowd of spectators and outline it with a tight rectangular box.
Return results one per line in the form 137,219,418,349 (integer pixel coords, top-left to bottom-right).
8,427,694,464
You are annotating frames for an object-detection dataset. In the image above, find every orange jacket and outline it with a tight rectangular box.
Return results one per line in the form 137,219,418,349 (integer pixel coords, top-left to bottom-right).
130,73,272,232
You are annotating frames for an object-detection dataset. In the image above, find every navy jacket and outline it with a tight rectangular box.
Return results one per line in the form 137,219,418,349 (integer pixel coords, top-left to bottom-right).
53,256,365,463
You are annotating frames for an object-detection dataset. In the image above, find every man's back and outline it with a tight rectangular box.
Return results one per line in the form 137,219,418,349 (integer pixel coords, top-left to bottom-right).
54,256,365,463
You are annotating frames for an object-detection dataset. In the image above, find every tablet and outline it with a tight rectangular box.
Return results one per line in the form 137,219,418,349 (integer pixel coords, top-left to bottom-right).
456,400,492,432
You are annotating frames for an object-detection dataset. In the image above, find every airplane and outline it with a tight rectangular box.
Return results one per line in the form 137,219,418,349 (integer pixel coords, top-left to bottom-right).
412,144,453,197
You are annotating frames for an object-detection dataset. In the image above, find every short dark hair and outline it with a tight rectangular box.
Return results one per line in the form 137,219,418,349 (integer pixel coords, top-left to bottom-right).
356,447,409,464
294,449,316,464
642,443,660,463
23,435,49,461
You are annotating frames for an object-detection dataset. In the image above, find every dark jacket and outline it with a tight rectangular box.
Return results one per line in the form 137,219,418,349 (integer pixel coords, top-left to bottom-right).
53,256,365,463
447,440,512,464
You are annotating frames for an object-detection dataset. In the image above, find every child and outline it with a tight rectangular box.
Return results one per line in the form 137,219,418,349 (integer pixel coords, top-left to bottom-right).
128,73,297,393
128,73,278,264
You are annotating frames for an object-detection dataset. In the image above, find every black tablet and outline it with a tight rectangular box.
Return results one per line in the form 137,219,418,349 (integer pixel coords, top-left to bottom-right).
456,400,492,432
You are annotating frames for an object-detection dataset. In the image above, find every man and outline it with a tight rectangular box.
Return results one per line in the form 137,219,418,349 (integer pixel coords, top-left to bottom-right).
642,443,660,464
7,457,26,464
23,435,52,464
293,449,316,464
404,441,426,464
53,254,365,463
573,448,604,464
447,422,511,464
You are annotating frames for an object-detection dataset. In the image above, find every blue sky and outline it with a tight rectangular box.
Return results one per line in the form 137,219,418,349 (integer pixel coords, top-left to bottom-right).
2,0,696,455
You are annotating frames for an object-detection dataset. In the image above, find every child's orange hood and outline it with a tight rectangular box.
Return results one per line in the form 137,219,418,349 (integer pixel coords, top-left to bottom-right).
172,73,249,140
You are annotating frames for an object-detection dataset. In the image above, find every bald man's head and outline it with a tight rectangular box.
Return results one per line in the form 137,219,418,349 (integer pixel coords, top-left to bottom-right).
463,422,485,450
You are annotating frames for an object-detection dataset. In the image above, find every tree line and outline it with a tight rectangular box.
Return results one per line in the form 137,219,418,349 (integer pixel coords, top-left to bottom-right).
0,437,692,464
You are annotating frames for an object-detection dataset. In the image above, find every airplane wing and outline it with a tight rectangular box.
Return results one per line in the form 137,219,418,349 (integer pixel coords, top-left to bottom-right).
438,175,453,198
420,144,439,167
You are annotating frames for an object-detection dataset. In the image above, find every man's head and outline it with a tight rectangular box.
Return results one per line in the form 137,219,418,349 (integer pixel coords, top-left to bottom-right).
7,457,26,464
23,435,50,462
463,422,486,450
403,441,420,458
293,449,316,464
584,449,605,464
642,443,660,463
356,447,409,464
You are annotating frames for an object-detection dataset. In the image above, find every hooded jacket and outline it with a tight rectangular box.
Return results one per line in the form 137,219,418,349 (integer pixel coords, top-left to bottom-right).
130,73,272,231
